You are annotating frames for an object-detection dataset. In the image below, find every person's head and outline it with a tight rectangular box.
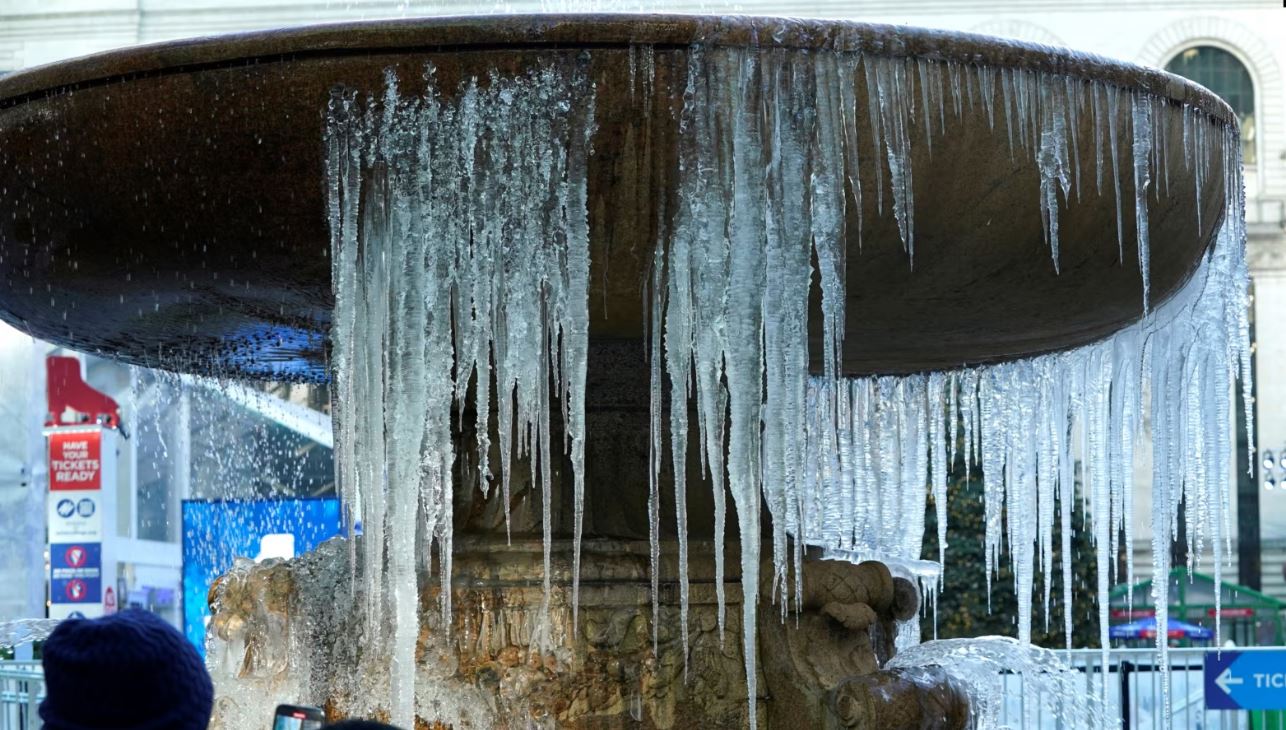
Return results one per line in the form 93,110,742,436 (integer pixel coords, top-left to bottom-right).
324,722,405,730
40,609,213,730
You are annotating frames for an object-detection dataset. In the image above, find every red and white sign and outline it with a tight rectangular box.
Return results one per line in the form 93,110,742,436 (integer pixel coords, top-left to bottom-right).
47,435,104,542
1208,607,1256,618
49,431,102,490
64,545,88,568
1111,609,1157,619
104,587,116,615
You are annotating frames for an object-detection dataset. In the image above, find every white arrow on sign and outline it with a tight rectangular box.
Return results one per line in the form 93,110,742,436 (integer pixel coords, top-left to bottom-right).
1216,668,1244,696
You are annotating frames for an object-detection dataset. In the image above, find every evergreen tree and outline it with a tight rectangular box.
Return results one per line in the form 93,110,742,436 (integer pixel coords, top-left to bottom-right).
920,462,1103,649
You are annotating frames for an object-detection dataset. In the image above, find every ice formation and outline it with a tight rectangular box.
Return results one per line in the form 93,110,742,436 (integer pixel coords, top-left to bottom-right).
325,41,1248,728
326,61,595,728
888,636,1111,729
650,46,1249,728
0,618,60,649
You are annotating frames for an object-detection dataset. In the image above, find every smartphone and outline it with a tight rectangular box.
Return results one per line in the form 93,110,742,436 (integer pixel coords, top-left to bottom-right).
272,704,325,730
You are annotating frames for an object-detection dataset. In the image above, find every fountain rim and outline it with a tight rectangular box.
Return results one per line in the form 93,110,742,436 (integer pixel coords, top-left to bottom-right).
0,13,1236,126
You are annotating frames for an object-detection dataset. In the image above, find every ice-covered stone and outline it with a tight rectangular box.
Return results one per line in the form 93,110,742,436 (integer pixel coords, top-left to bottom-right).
324,38,1247,728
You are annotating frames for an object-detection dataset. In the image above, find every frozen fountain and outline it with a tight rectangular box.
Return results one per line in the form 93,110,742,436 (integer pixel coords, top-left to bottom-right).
0,14,1248,730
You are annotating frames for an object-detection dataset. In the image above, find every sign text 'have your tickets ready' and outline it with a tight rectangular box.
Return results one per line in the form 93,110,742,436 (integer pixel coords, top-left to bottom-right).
50,431,102,490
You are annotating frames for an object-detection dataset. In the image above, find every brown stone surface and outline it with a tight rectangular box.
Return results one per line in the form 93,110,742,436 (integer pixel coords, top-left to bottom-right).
207,537,966,729
752,556,971,729
832,669,972,729
0,15,1231,379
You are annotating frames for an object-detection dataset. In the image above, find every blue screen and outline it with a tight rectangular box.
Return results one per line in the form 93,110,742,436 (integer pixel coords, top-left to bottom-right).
181,498,343,653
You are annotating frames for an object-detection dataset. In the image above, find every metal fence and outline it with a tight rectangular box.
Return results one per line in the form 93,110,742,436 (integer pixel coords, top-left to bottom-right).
0,662,41,730
999,647,1286,730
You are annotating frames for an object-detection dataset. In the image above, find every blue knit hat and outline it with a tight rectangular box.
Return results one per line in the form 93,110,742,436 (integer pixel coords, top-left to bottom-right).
40,610,213,730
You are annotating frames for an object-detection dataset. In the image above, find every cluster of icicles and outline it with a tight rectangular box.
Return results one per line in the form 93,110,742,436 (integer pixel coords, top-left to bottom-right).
887,637,1112,729
327,62,594,725
325,45,1249,729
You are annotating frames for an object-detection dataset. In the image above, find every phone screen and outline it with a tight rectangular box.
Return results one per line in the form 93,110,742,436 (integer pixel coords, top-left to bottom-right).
273,705,325,730
273,718,322,730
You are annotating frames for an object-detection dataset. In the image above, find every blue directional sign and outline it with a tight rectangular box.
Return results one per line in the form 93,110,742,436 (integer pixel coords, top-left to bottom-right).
1205,651,1286,710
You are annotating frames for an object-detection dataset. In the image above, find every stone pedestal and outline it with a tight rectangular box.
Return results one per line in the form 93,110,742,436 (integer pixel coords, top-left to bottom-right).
207,536,967,729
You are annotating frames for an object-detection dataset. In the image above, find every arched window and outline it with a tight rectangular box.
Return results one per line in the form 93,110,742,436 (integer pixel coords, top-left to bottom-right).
1165,46,1256,164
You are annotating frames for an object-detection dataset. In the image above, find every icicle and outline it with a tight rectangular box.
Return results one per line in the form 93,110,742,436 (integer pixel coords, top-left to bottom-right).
724,49,770,730
1108,87,1125,263
813,52,848,388
1150,326,1176,729
1092,82,1104,198
929,372,948,568
1192,107,1204,231
680,43,733,646
663,134,694,675
1067,77,1083,203
565,83,594,636
978,66,997,131
1058,380,1075,651
1132,94,1154,312
1038,80,1071,272
1036,361,1057,632
863,56,886,218
997,68,1014,158
648,256,663,655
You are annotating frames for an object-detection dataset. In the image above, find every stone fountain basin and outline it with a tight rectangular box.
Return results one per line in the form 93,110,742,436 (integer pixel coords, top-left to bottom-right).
0,15,1231,380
